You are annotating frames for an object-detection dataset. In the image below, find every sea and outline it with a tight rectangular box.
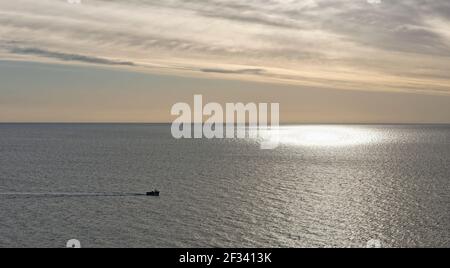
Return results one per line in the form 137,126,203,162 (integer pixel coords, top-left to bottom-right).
0,124,448,248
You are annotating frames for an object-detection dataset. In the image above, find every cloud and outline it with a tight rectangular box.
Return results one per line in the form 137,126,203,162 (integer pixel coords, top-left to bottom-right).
0,0,449,95
367,0,382,5
9,47,136,66
200,68,266,75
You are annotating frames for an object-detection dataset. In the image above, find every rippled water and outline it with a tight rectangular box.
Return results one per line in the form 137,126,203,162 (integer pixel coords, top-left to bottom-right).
0,124,449,248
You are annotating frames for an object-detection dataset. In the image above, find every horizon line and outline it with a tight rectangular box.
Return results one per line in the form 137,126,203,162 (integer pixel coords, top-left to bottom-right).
1,122,450,126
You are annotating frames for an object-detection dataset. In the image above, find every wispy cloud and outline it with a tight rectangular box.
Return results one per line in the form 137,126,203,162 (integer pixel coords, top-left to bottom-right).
200,68,266,75
0,0,449,94
9,47,136,66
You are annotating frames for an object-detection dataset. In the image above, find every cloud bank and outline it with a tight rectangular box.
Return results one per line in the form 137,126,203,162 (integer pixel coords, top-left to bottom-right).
9,47,136,66
0,0,449,94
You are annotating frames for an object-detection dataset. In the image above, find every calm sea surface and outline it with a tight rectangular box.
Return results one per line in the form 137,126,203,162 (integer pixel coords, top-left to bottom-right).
0,124,449,248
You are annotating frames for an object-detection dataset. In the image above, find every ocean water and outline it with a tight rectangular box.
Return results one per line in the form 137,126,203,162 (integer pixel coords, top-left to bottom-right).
0,124,449,248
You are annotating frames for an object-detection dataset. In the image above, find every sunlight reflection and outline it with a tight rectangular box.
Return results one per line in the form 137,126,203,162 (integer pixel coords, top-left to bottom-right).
258,125,381,147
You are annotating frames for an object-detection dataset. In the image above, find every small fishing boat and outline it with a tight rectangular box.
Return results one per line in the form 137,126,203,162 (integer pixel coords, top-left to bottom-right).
146,190,160,197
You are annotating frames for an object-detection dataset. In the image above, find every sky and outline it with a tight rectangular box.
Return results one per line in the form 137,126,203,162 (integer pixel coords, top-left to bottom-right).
0,0,450,123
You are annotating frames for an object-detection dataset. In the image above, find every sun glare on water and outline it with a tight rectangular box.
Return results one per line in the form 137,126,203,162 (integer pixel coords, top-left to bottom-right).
261,125,380,147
